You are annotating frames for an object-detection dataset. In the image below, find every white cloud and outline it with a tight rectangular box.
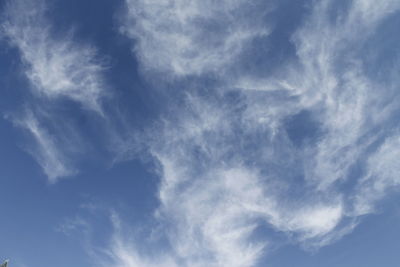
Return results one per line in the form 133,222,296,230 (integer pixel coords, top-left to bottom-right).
2,0,107,112
112,0,400,265
39,0,400,265
95,213,179,267
121,0,271,76
355,135,400,215
156,165,267,267
1,0,112,181
149,91,351,253
12,111,76,183
234,0,400,192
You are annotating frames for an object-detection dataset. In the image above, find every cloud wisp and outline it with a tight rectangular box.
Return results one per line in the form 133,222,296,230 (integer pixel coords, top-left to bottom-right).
10,110,77,183
1,0,110,182
2,0,399,265
100,0,400,266
121,0,271,77
1,0,107,112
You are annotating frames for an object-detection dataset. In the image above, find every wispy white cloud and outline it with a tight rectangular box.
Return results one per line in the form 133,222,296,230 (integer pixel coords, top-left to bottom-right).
1,0,107,112
7,0,392,265
277,0,400,194
355,134,400,216
11,110,76,183
149,92,351,253
97,213,179,267
98,91,348,266
121,0,271,76
1,0,111,181
232,0,400,194
104,0,400,266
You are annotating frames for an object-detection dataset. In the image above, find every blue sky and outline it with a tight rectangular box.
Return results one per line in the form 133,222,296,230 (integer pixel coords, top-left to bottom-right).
1,0,400,266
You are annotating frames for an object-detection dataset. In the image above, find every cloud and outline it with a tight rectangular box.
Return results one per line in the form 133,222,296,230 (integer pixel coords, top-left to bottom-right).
101,0,400,266
121,0,271,76
1,0,113,181
149,91,351,251
3,0,397,265
97,213,180,267
278,0,400,193
1,0,107,112
99,90,349,266
155,164,267,267
355,134,400,215
11,110,76,183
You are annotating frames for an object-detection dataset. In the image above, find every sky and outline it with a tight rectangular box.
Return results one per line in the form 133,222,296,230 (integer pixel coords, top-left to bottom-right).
1,0,400,266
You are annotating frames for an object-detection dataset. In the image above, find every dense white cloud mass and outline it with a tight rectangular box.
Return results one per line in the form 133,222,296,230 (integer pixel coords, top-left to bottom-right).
121,0,271,76
1,0,106,112
104,0,400,266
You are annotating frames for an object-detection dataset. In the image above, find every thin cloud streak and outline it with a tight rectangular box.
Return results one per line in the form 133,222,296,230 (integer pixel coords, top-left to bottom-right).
11,111,76,183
